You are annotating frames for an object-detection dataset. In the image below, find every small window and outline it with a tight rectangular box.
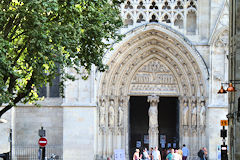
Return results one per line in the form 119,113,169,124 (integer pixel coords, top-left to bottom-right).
38,67,60,98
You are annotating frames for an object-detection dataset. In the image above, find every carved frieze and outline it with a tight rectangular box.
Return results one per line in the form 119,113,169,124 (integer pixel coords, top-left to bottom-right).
130,59,179,94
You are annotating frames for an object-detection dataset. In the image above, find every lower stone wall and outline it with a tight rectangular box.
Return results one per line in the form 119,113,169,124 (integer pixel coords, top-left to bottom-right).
13,106,63,159
0,107,11,153
63,106,96,160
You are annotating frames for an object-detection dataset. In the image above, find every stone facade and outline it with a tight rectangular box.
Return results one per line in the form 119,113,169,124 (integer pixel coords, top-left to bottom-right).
0,1,229,160
229,0,240,159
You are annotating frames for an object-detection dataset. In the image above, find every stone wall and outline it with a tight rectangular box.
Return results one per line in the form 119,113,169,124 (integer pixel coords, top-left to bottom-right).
0,107,11,153
63,106,96,160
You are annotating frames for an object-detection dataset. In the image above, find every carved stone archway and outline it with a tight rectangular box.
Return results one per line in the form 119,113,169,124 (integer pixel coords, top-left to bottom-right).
96,24,208,160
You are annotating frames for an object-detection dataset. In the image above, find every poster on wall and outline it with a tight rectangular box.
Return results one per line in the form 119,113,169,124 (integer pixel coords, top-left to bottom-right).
144,135,149,144
160,135,166,144
173,143,176,148
168,143,171,148
114,149,125,160
161,143,165,148
136,141,141,148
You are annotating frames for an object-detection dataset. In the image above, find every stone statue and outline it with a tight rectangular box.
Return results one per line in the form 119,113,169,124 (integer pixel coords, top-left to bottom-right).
99,97,105,127
148,95,159,128
108,100,115,127
149,106,158,128
199,100,206,126
182,99,189,126
118,106,124,127
191,100,197,126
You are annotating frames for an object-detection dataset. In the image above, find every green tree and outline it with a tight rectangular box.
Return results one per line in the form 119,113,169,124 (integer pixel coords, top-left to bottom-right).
0,0,123,118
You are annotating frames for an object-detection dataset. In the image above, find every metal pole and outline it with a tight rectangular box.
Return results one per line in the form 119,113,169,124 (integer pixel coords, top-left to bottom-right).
10,129,12,160
41,147,45,160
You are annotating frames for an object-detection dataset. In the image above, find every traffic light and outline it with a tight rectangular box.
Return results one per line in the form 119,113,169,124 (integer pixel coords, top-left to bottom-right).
0,152,9,160
221,145,228,160
220,129,227,138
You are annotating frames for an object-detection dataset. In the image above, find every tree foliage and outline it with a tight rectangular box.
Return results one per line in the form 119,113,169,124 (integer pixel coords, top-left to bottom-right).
0,0,123,117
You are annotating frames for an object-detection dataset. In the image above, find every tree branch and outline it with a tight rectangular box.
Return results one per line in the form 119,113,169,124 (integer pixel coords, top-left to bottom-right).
0,77,34,118
3,15,17,39
9,17,22,41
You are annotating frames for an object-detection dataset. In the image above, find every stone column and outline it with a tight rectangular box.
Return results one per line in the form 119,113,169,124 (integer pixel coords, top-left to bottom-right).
148,95,159,149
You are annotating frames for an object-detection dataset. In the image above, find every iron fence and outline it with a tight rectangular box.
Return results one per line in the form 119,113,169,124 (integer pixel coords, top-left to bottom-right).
13,145,62,160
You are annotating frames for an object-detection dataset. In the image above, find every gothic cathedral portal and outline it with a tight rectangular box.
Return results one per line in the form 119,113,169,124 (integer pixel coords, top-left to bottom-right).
96,24,209,160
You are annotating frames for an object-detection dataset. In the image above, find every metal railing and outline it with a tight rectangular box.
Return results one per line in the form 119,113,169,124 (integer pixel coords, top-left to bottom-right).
13,145,62,160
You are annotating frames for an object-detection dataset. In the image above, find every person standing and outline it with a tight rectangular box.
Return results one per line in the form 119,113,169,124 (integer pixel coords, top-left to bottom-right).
133,149,140,160
149,147,154,160
152,146,161,160
203,147,208,160
166,149,174,160
197,148,205,160
142,148,150,160
182,144,189,160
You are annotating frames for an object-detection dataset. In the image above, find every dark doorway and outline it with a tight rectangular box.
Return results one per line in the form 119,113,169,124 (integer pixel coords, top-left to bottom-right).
158,97,179,150
129,96,179,159
129,96,149,158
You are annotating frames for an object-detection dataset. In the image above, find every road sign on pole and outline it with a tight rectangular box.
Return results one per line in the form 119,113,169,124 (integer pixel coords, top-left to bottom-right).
38,137,47,147
220,120,228,126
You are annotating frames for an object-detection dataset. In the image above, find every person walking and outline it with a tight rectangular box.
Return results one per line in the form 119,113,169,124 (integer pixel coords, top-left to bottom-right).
152,146,161,160
182,144,189,160
142,148,150,160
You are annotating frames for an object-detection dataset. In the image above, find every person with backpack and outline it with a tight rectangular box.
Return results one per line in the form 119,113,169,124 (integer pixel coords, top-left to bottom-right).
197,148,205,160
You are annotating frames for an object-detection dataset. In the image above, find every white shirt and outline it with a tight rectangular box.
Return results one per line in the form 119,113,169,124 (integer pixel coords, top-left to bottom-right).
152,150,160,160
173,153,182,160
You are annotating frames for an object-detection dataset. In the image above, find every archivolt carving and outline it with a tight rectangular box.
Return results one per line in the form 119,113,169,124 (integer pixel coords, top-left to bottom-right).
101,32,205,97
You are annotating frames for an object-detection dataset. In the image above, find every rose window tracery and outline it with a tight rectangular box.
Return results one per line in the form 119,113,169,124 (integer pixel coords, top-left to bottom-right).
121,0,198,34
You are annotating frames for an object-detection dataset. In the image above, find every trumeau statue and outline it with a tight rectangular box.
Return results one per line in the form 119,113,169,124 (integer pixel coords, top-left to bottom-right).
108,100,115,127
149,106,158,128
199,98,206,126
182,98,189,126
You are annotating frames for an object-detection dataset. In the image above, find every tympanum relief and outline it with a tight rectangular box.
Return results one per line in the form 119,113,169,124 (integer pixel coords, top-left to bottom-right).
130,59,179,95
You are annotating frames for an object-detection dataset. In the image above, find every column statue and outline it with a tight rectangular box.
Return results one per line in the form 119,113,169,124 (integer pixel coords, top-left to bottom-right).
191,98,197,126
108,100,115,128
99,96,106,127
199,98,206,126
118,97,124,127
182,98,189,126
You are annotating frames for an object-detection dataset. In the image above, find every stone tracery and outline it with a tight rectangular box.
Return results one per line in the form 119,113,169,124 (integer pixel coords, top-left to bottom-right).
121,0,198,34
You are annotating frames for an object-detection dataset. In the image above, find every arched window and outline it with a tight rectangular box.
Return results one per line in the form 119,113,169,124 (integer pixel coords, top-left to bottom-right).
187,10,197,34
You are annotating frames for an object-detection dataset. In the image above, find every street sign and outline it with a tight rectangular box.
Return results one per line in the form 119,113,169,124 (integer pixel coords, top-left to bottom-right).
220,120,228,126
38,137,47,147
